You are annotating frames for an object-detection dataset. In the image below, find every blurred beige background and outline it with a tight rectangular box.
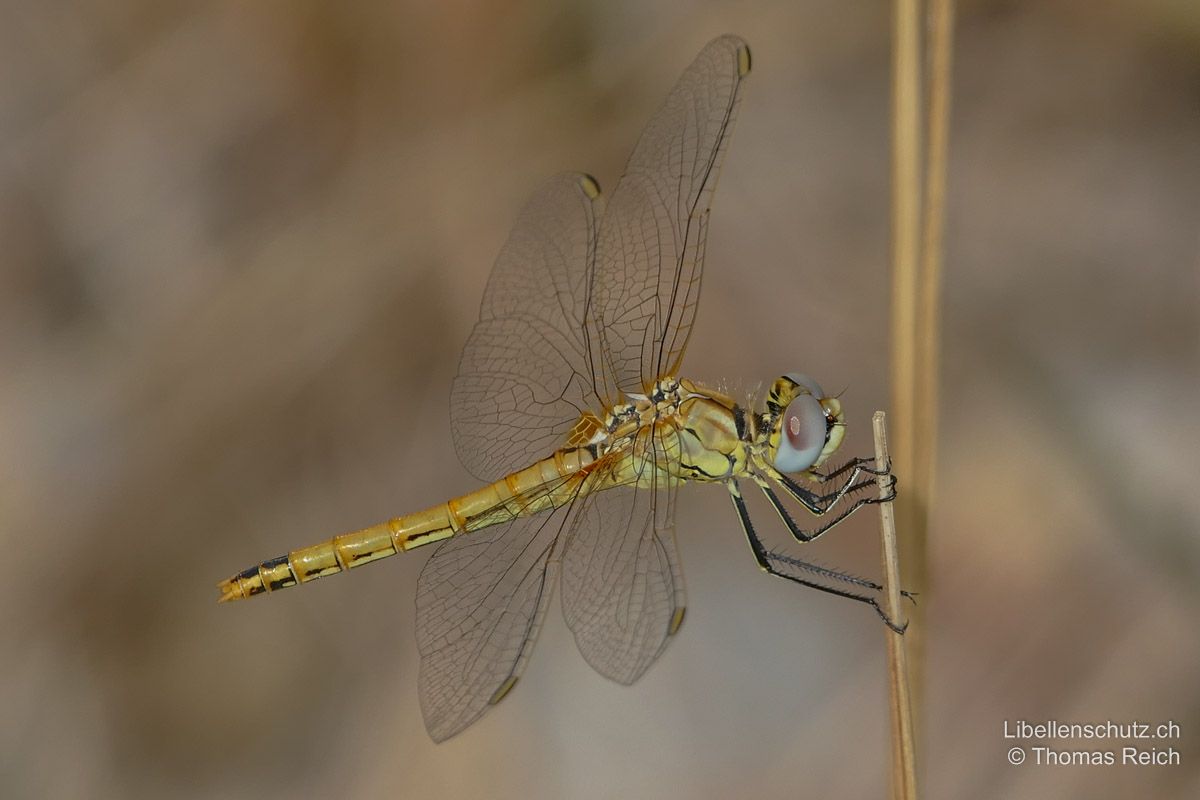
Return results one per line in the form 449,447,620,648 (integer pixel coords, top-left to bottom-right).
2,1,1197,798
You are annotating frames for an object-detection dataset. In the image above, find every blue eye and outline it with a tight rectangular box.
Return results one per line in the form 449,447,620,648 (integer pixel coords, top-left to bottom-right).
773,393,826,472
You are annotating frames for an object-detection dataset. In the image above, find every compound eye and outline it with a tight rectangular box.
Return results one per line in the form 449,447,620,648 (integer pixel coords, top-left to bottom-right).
773,393,827,473
786,372,824,398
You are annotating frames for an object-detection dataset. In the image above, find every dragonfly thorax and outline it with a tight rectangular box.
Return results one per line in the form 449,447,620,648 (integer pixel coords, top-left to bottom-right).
586,379,748,484
603,379,686,434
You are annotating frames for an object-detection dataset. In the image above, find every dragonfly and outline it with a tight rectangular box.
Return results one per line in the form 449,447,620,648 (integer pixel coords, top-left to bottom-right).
218,34,902,742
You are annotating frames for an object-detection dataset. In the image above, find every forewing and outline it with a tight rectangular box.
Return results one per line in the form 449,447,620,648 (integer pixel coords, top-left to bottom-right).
591,35,751,397
561,453,686,684
416,505,573,742
451,173,603,482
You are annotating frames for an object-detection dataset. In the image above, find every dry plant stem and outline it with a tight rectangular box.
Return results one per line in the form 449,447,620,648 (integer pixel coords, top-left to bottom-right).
888,0,925,796
889,0,923,487
889,0,957,762
918,0,955,503
910,0,956,733
874,411,917,800
888,0,925,765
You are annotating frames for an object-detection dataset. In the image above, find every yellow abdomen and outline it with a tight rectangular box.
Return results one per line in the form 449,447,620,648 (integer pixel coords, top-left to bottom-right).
217,446,598,602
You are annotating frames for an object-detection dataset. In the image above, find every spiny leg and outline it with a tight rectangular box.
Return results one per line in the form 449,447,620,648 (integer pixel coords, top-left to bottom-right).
753,473,894,545
765,549,918,605
757,459,895,522
780,472,853,514
727,481,908,634
784,473,884,508
808,455,892,483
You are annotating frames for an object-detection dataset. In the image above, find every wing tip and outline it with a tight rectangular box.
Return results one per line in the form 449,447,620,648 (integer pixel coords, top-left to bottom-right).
669,606,687,635
426,723,454,744
736,41,751,77
488,675,520,705
712,34,752,77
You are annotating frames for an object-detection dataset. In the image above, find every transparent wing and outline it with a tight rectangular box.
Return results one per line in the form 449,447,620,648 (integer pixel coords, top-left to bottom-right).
429,38,749,732
415,500,577,742
591,34,751,398
561,444,687,684
451,173,604,482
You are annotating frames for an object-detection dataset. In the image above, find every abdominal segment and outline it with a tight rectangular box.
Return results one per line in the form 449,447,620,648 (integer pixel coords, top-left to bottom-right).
217,446,601,602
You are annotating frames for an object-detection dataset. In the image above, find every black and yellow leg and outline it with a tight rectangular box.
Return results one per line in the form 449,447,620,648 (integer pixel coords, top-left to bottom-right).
726,480,909,634
808,455,892,483
753,473,894,545
764,458,894,516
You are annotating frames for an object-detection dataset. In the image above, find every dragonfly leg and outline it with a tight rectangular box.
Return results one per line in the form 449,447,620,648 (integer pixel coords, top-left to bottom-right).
727,481,910,633
796,474,885,507
757,459,896,517
808,455,891,483
753,472,894,544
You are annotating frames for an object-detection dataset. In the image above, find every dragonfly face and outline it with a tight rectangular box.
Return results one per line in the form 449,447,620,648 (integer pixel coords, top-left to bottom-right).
760,373,846,475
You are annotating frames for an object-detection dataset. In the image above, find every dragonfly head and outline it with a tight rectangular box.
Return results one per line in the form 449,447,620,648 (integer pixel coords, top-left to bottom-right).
763,373,845,473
